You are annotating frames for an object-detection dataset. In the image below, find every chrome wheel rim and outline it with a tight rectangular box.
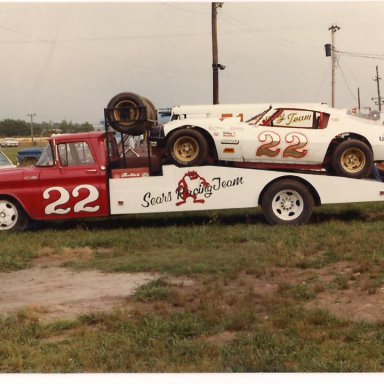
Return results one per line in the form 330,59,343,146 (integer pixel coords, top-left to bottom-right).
0,200,18,230
271,189,304,221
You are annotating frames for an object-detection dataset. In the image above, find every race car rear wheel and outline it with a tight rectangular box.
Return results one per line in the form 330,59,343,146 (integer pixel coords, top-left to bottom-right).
331,139,372,178
0,199,29,231
167,129,208,167
261,179,314,225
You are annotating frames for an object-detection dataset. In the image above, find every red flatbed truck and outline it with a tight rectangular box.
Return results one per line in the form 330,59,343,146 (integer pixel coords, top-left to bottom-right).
1,91,384,232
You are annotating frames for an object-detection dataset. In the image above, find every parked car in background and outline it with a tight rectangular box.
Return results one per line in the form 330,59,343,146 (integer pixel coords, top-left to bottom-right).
16,147,45,166
0,138,19,147
0,151,16,169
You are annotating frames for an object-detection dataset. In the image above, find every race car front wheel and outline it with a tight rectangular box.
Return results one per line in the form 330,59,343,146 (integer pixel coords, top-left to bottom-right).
261,179,314,225
331,139,372,179
167,129,208,167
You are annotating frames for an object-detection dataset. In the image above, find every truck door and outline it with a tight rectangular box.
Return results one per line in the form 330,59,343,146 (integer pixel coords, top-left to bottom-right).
39,140,109,220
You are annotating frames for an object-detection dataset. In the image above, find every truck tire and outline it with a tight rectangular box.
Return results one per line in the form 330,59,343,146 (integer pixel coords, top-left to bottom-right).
106,92,147,136
331,139,372,178
261,179,314,225
167,128,208,167
0,199,29,231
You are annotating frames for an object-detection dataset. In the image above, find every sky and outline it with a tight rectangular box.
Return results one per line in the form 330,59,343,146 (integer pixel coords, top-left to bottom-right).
1,1,384,125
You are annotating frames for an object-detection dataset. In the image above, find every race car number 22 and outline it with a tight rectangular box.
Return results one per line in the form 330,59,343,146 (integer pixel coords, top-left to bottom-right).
43,185,100,215
256,131,308,159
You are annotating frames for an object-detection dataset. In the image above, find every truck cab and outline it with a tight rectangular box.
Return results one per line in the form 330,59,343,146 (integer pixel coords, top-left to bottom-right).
0,132,113,230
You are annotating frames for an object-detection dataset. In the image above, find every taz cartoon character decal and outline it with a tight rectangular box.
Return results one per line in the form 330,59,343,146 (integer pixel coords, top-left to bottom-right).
175,171,210,206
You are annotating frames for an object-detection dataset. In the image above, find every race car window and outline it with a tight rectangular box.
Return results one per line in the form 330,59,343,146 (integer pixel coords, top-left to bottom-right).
58,142,95,167
246,107,272,125
265,109,316,129
318,113,330,129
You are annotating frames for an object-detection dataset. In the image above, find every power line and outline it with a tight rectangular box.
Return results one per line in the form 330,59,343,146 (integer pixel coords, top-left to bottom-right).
336,50,384,60
337,62,358,101
0,22,204,76
221,12,319,51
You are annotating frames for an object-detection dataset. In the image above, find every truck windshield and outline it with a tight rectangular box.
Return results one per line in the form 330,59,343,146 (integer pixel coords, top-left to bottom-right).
36,144,54,167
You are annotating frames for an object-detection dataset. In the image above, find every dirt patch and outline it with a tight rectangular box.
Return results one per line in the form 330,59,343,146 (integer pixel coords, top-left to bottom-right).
249,262,384,323
0,264,158,322
1,256,383,323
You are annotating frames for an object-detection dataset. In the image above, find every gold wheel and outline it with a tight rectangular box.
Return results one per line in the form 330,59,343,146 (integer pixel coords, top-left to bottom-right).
173,136,199,163
340,147,366,174
106,92,148,135
113,100,140,128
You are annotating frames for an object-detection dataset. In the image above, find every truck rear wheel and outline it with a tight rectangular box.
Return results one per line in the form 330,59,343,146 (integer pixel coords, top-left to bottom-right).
261,179,314,225
0,199,29,231
106,92,147,136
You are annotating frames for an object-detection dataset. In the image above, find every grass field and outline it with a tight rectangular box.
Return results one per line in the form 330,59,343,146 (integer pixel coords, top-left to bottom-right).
1,203,384,372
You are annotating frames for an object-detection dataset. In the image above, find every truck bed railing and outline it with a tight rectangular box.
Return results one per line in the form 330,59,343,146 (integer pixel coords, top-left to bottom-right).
103,106,159,176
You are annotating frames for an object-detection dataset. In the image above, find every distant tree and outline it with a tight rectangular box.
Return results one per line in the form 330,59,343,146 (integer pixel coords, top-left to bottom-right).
0,119,29,137
0,119,95,137
80,122,94,132
56,120,94,133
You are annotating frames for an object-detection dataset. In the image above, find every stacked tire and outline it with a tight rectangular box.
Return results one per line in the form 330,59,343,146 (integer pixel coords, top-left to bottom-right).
105,92,157,136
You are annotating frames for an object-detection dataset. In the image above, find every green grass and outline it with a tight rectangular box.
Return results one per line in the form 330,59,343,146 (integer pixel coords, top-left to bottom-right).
1,203,384,372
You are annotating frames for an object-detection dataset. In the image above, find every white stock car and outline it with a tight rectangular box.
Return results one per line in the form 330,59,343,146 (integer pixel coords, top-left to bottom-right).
0,138,19,147
149,104,384,179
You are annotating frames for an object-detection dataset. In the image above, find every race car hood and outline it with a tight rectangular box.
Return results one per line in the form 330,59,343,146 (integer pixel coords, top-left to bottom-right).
162,117,233,136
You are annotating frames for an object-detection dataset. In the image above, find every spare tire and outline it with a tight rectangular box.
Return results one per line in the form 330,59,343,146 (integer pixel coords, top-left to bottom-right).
106,92,147,135
141,96,157,123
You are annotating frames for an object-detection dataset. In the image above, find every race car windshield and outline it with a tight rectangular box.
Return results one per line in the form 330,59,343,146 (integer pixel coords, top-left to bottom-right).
246,106,272,125
36,144,54,167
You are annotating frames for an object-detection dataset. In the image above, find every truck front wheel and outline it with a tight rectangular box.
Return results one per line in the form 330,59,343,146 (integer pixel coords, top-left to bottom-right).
0,199,29,231
261,179,314,225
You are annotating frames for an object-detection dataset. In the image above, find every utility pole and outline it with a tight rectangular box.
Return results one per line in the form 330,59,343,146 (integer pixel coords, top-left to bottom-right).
212,2,225,105
328,24,340,108
27,113,36,145
373,65,383,112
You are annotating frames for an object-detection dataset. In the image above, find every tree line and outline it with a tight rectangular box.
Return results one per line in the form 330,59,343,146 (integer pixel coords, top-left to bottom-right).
0,119,94,137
